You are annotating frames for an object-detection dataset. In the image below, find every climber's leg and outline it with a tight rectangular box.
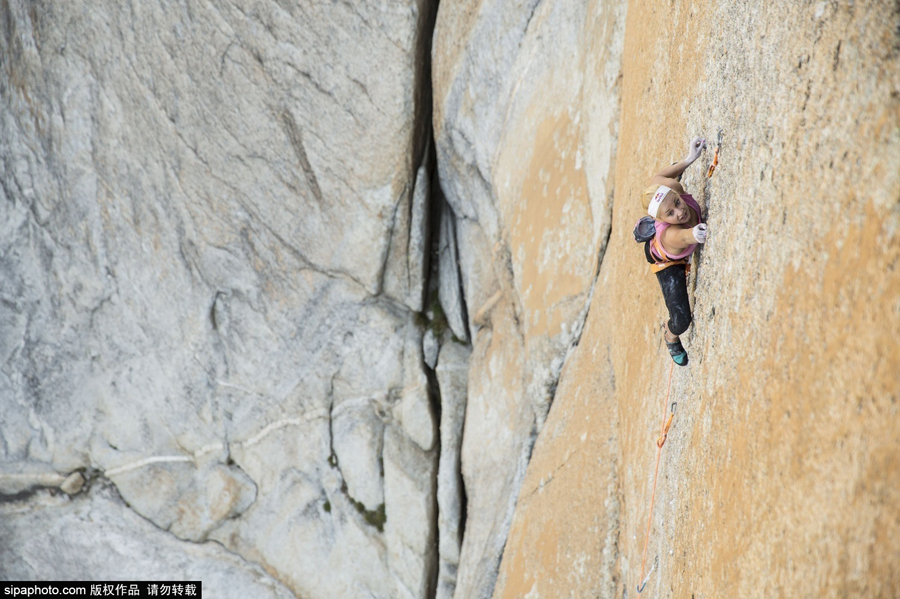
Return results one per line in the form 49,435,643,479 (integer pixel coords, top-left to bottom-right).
656,265,692,366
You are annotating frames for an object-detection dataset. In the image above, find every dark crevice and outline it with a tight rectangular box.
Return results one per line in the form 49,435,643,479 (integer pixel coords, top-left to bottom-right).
398,0,442,311
0,467,97,505
0,486,55,504
406,1,476,597
338,476,387,533
326,371,340,470
423,336,442,599
522,0,544,40
444,186,471,342
374,0,441,301
419,137,439,306
421,181,472,599
377,185,407,296
411,0,439,186
280,110,324,205
456,400,468,551
435,189,470,552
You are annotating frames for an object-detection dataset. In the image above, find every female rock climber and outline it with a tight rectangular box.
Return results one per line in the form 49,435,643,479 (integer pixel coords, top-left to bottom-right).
638,136,708,366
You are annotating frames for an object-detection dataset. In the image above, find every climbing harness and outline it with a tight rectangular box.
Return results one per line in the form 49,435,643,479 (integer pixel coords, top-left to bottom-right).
636,361,679,594
637,194,704,275
706,127,723,178
648,235,691,275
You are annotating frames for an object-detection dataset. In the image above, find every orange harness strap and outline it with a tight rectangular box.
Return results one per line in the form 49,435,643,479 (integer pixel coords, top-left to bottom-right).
649,236,691,275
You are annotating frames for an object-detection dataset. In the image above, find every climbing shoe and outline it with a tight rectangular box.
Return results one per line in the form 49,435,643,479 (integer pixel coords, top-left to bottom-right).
666,338,689,367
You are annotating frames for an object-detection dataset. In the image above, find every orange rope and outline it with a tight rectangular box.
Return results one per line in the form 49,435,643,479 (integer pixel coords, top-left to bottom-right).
637,361,676,593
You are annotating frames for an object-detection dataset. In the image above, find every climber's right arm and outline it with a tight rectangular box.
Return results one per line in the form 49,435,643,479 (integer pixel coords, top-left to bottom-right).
662,224,708,252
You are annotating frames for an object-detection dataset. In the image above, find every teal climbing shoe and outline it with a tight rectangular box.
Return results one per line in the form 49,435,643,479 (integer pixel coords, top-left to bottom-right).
666,338,689,366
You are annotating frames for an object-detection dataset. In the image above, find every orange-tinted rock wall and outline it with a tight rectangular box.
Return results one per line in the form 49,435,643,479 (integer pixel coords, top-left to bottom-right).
494,1,900,597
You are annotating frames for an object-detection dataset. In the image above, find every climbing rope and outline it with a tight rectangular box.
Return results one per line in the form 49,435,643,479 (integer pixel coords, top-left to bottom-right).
636,361,678,594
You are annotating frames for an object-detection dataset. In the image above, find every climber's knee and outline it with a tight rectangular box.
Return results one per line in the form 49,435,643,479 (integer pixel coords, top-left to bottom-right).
668,312,692,337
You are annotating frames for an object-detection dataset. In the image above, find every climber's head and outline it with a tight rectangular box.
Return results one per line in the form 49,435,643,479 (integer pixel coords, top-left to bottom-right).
641,185,690,225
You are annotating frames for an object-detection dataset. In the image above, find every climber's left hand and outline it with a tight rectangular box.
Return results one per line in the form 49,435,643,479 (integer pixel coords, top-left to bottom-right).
686,136,707,162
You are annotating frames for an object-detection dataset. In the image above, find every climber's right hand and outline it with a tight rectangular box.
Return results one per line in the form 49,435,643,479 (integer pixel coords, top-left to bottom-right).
692,223,708,244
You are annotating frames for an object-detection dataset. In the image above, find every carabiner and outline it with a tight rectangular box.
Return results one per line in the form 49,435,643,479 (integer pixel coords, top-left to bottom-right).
636,556,658,593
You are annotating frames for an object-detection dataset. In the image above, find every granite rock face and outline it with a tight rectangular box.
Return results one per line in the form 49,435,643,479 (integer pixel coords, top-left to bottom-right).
431,0,626,596
0,482,295,598
492,1,900,598
0,0,444,597
5,0,887,597
434,338,472,599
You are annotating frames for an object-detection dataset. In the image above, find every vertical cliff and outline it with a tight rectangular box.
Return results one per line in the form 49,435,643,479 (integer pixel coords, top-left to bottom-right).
491,1,900,597
0,1,447,597
432,0,626,596
2,0,897,598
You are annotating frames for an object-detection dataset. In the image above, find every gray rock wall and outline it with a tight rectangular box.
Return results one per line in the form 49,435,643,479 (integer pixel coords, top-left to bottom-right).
431,0,626,596
0,481,295,598
1,0,630,597
0,1,448,597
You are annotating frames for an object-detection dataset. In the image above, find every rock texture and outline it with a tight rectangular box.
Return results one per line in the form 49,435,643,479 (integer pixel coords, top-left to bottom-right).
434,338,472,599
3,0,896,597
431,0,626,596
0,482,294,598
0,0,445,597
493,1,900,598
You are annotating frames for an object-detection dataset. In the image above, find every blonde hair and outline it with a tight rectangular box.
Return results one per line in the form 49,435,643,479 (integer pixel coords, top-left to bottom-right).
640,185,660,212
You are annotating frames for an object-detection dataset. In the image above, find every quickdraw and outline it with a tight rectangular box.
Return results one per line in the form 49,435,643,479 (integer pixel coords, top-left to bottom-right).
707,127,723,178
636,555,659,593
649,236,691,275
